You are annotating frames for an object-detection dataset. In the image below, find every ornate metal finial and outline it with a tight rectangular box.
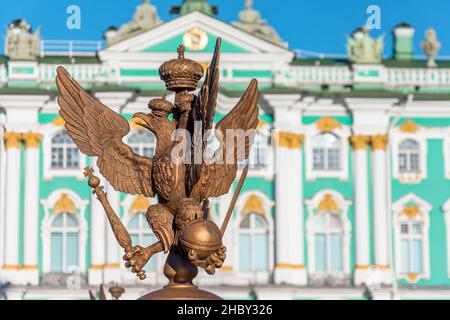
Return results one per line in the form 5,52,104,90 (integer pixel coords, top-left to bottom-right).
421,28,441,68
177,44,185,59
55,38,259,300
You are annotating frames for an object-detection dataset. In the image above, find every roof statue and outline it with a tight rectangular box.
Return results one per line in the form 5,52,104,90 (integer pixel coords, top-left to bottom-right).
232,0,284,47
171,0,218,16
421,28,441,68
4,19,40,60
347,26,384,64
55,38,259,300
104,0,162,46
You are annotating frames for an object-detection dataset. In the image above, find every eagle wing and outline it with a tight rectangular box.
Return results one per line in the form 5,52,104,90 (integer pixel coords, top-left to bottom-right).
190,79,259,201
56,66,154,197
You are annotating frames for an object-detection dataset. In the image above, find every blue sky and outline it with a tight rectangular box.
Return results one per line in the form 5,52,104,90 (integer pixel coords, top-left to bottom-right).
0,0,447,57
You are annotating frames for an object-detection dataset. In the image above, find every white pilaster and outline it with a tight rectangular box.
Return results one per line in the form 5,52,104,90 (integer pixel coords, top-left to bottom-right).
0,120,6,269
22,133,42,285
371,135,392,284
1,132,22,284
267,95,307,285
103,182,121,284
350,135,371,285
345,99,396,286
88,160,106,285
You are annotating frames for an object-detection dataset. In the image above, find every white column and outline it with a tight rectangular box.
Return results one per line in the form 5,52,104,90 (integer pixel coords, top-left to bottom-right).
0,123,6,269
371,135,392,284
22,133,42,285
1,132,22,284
350,135,371,285
88,159,106,285
103,182,121,284
273,131,307,285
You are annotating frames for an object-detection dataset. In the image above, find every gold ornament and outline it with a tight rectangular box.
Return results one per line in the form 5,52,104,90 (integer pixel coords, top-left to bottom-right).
53,193,77,214
183,27,209,51
52,116,66,127
22,132,42,149
350,135,369,150
276,131,304,149
131,195,151,213
317,194,339,214
242,194,266,216
402,206,422,219
3,132,21,149
399,120,419,133
370,135,388,150
316,116,341,132
275,263,305,270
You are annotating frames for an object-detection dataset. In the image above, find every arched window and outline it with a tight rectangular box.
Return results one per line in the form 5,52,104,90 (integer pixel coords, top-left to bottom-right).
50,213,80,273
399,139,420,173
393,194,431,282
248,133,269,170
128,131,156,157
399,220,424,275
51,131,79,169
313,212,343,272
127,212,157,272
238,213,269,272
312,133,341,171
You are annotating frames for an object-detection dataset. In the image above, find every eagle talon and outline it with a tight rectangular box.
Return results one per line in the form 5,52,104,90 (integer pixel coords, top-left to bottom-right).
123,245,153,280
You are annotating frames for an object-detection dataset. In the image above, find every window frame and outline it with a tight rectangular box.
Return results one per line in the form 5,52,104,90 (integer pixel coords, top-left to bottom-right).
127,130,156,158
391,131,427,184
393,193,431,283
312,132,342,171
50,131,80,170
237,213,270,273
398,220,424,275
304,123,350,181
126,212,160,273
305,190,352,276
42,123,86,180
238,125,274,179
49,212,81,273
312,212,344,274
233,191,275,285
398,139,421,174
120,195,164,285
41,190,88,275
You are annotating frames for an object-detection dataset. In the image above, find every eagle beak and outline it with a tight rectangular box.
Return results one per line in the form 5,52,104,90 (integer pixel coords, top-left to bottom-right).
132,112,152,130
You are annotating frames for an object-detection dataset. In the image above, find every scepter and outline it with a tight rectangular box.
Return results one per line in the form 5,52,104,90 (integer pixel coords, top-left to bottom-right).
83,167,132,250
220,165,249,235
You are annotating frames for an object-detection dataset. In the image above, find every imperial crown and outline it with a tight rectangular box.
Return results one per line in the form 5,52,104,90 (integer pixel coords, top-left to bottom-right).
159,45,204,91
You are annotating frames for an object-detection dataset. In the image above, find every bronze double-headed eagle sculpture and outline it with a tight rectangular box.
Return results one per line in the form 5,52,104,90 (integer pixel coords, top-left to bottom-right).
56,38,259,300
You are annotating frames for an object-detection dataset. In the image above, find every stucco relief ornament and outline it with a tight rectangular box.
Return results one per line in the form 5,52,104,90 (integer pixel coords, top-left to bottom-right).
5,19,40,60
347,26,383,64
421,28,441,68
56,38,260,300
